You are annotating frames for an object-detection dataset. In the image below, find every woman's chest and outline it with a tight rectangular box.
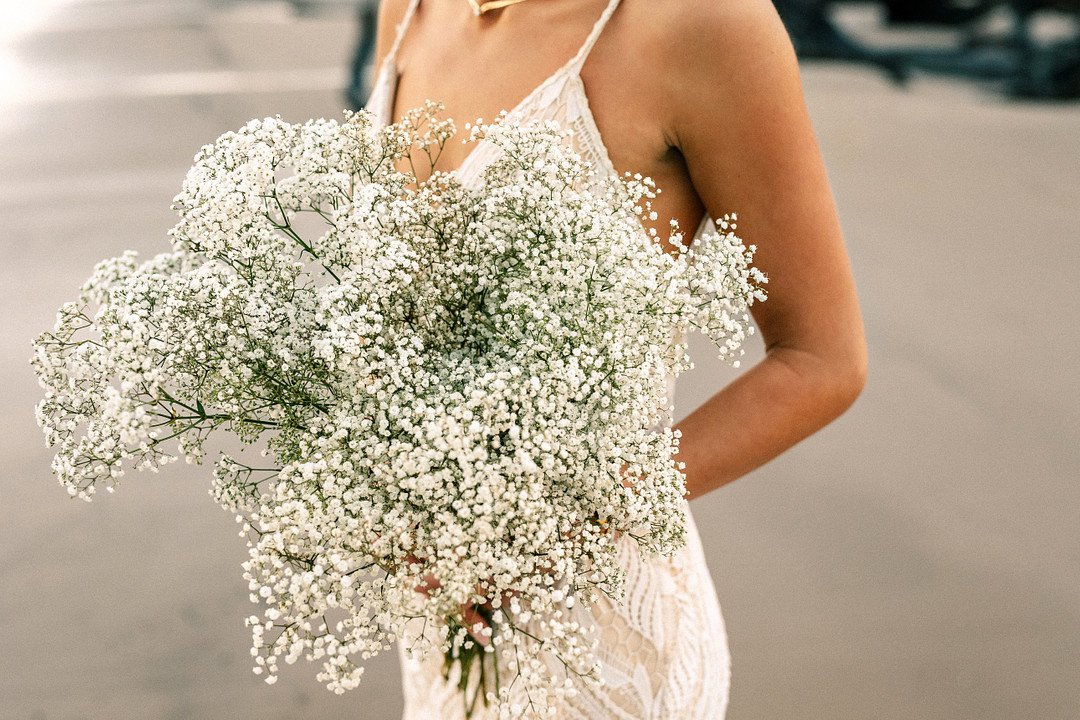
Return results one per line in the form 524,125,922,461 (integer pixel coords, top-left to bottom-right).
384,5,707,248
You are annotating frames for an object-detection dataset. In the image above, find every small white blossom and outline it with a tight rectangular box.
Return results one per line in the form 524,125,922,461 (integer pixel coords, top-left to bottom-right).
31,101,766,719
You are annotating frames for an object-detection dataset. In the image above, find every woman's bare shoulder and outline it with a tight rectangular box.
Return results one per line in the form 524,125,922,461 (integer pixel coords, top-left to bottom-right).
646,0,801,137
656,0,796,83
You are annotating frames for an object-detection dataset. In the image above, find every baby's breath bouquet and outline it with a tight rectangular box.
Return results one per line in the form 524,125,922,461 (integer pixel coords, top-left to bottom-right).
31,101,766,718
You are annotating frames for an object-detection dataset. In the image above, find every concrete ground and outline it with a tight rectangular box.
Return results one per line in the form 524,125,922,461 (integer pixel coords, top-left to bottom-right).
1,2,1078,719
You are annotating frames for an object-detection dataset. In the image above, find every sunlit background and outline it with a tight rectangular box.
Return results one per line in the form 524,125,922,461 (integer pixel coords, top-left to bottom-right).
2,2,1078,719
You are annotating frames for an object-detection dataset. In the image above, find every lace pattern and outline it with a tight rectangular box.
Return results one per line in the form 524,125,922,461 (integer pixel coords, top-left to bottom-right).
366,1,732,716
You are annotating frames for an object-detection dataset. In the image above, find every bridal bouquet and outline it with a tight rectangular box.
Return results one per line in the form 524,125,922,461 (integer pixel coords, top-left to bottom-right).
31,101,767,718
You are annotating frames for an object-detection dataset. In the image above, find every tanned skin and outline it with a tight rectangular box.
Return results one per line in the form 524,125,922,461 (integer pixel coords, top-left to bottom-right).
372,0,868,502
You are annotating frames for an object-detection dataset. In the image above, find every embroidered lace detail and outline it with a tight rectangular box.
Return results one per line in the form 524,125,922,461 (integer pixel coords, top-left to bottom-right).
366,1,732,716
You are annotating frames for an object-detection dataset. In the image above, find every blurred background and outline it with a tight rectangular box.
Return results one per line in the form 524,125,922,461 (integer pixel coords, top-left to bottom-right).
2,1,1078,718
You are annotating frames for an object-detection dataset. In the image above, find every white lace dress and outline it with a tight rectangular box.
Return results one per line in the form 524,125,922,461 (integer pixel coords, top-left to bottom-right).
365,0,732,716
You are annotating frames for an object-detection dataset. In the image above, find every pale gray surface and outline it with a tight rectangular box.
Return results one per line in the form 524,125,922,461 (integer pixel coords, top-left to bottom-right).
2,2,1078,719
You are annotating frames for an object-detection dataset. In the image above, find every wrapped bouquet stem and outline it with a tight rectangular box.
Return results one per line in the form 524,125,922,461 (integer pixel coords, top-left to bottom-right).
31,101,767,719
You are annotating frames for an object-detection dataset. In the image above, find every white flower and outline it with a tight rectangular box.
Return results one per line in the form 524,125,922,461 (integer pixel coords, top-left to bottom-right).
31,101,766,719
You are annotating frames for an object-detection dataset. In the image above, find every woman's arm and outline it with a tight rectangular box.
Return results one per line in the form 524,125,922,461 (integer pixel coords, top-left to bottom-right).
663,0,869,500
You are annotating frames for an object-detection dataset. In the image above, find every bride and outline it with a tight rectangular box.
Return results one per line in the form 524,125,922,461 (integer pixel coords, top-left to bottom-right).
365,0,868,717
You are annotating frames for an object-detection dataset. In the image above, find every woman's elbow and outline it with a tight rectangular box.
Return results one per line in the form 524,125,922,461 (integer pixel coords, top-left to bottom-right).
766,336,868,419
831,338,869,412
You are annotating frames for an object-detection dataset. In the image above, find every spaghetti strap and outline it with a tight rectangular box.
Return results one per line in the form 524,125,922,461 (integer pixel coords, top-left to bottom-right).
566,0,624,74
386,0,423,64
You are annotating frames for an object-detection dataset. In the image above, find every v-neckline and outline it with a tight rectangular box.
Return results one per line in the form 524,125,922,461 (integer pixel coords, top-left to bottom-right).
382,54,583,178
371,45,713,243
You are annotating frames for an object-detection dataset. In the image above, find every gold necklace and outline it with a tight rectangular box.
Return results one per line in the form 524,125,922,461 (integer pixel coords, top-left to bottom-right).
467,0,531,15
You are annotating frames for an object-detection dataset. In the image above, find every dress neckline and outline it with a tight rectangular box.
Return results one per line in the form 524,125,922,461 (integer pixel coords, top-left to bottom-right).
379,55,607,180
376,0,624,179
368,0,712,242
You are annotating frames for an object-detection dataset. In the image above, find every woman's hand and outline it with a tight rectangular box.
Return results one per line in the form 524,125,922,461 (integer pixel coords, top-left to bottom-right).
407,557,493,647
399,467,639,645
586,462,637,544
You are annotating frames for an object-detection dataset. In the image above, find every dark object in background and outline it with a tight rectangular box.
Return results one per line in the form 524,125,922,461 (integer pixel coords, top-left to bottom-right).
773,0,1080,99
1005,0,1080,97
884,0,995,25
274,0,380,109
771,0,911,81
346,0,380,109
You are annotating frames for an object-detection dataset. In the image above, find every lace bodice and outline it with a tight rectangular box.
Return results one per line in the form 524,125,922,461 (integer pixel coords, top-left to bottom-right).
365,1,732,717
365,0,719,414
